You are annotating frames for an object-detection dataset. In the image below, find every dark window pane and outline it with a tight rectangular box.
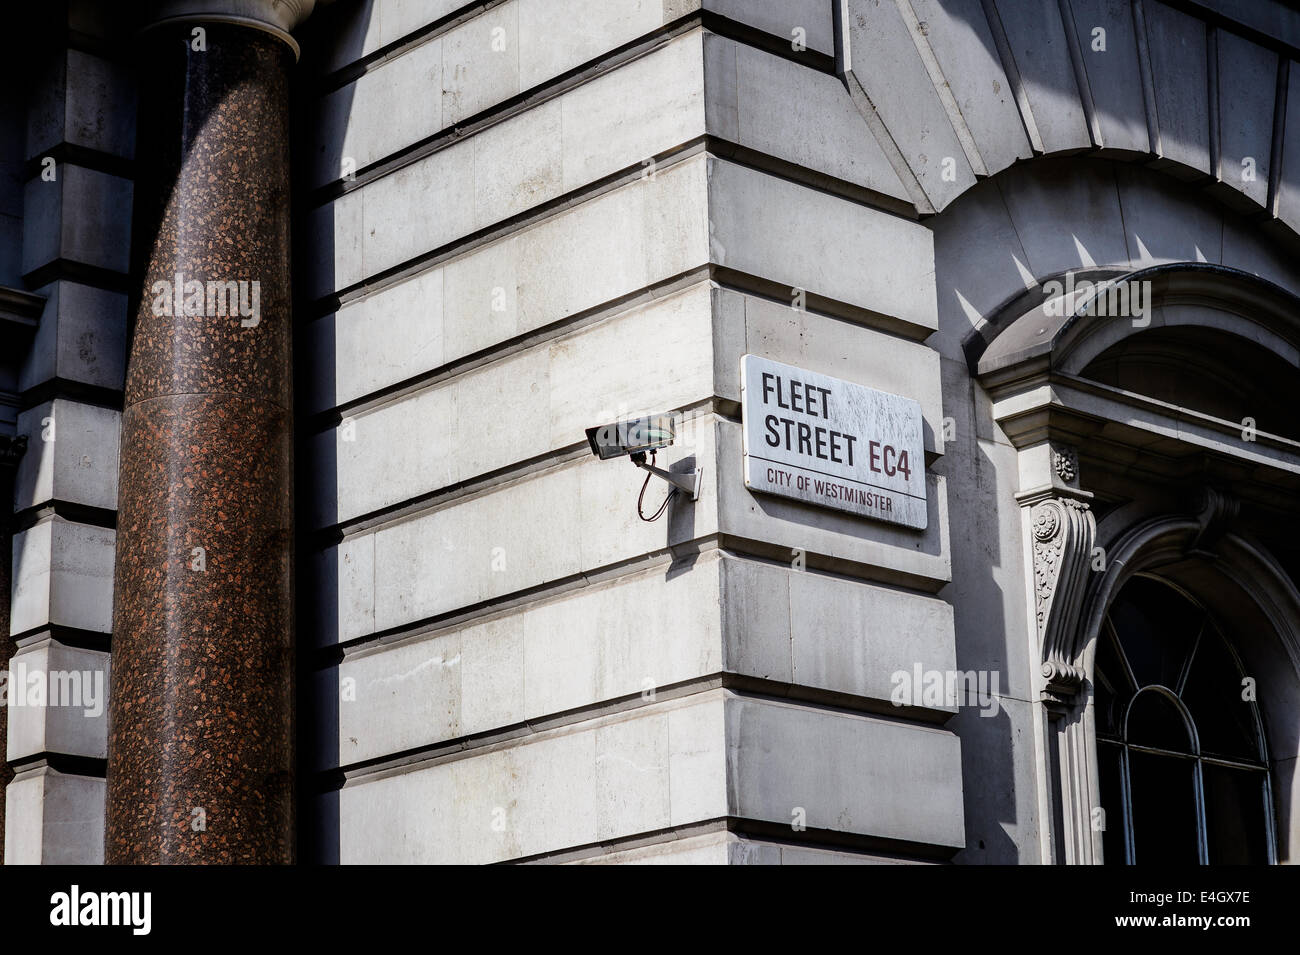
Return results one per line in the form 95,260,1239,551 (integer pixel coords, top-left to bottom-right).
1094,630,1130,738
1126,690,1191,752
1204,766,1270,864
1128,751,1199,864
1182,629,1261,761
1095,575,1274,869
1109,576,1200,690
1097,742,1127,864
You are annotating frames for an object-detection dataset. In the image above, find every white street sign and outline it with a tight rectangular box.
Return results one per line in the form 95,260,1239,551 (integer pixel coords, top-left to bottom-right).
740,355,927,529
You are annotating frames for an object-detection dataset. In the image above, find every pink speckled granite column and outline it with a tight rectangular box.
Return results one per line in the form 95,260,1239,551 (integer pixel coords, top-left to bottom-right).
106,22,295,864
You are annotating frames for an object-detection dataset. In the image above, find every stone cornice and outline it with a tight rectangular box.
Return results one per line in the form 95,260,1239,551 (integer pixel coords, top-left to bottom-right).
0,286,45,333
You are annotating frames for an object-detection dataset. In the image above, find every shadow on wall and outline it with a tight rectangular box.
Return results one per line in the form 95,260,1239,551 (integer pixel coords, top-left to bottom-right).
879,0,1300,862
291,0,375,867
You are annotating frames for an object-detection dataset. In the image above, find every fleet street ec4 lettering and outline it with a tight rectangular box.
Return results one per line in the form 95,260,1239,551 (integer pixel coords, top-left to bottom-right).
760,371,910,479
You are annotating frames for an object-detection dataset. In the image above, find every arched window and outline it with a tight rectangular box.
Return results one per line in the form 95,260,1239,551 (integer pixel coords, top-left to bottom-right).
970,257,1300,865
1095,575,1275,864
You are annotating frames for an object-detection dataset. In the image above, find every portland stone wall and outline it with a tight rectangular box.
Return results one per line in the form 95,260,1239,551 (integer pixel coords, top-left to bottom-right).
299,0,963,863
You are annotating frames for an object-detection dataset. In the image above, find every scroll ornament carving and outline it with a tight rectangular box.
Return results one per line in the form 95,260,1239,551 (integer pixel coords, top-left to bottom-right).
1032,497,1096,703
1188,486,1239,557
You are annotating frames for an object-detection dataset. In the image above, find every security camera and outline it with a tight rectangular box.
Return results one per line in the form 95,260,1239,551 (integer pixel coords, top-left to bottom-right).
585,413,702,512
585,413,678,460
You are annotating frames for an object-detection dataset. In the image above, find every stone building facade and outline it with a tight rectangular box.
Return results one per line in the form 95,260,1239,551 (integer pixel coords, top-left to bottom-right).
2,0,1299,864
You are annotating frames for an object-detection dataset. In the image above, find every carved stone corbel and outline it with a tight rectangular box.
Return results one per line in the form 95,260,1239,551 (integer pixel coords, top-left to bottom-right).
1031,495,1096,705
1187,486,1239,558
1015,441,1096,705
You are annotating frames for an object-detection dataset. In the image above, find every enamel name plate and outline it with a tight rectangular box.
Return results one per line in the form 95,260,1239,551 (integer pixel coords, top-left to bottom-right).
740,355,927,529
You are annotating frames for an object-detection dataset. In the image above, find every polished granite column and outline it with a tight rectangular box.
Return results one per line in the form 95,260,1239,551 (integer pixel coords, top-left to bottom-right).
106,11,306,864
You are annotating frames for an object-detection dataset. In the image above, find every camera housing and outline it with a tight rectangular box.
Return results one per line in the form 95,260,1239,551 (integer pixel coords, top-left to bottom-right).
585,413,679,460
584,412,701,502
